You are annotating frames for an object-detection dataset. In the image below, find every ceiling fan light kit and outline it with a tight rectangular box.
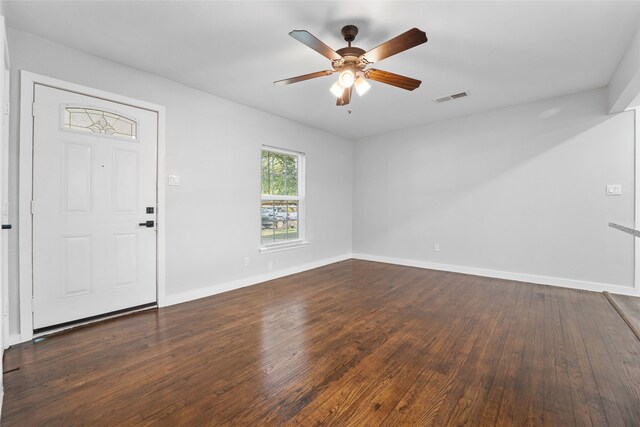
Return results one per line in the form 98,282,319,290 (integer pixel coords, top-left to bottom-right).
354,77,371,96
338,65,356,88
274,24,428,107
330,81,344,98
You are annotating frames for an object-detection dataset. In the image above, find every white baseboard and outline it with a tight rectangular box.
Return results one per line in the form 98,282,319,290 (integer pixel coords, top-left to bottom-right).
352,253,639,296
6,334,22,347
164,253,353,306
11,253,634,346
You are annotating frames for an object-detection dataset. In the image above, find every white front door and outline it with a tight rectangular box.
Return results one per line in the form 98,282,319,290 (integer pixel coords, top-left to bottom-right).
32,84,157,329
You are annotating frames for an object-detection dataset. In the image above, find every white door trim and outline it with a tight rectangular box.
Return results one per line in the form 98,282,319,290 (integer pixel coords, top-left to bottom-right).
635,107,639,294
18,71,167,342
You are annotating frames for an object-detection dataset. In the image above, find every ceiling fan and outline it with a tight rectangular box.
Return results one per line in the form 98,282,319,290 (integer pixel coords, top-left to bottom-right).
274,25,428,106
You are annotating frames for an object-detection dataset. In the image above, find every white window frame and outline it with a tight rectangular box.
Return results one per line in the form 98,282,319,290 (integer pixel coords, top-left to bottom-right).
260,146,308,253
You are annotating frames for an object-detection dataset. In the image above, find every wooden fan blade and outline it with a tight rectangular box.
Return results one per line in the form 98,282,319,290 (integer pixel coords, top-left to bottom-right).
361,28,428,64
289,30,342,61
365,69,422,91
274,70,334,86
336,86,352,106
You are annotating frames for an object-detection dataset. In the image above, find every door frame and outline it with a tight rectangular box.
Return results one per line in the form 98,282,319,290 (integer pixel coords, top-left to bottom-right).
18,71,167,342
635,107,640,295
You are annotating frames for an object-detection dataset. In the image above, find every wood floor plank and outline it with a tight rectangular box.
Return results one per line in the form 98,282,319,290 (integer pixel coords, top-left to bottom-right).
573,292,640,426
437,279,515,426
3,260,640,426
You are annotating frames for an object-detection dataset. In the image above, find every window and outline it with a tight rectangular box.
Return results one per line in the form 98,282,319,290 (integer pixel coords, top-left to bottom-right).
63,106,138,140
261,147,306,252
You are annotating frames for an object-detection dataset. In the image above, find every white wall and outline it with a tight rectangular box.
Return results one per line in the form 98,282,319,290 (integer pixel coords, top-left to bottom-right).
6,28,353,336
608,27,640,114
4,26,638,339
353,88,635,292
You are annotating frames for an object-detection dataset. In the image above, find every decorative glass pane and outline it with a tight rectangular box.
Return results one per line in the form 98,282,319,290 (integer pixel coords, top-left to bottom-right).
261,201,299,244
64,107,137,140
261,150,298,196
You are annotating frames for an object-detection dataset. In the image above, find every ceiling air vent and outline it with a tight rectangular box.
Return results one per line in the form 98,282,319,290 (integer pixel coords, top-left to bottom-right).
433,91,469,103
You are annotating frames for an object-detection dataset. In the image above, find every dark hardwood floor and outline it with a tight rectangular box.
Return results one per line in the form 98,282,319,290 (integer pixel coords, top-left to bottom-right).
3,260,640,426
605,291,640,341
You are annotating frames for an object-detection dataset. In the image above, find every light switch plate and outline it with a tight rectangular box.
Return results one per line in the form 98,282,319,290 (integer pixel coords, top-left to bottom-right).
168,175,181,186
606,184,622,196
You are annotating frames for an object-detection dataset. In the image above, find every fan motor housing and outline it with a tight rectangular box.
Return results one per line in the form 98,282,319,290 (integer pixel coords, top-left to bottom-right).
336,47,366,57
332,26,368,72
341,25,359,43
334,47,367,71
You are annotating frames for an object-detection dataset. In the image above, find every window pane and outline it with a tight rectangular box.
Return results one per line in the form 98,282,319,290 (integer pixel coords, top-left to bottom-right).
261,150,298,196
261,151,270,194
261,201,276,245
64,107,137,140
261,200,299,244
287,220,299,240
285,155,298,196
271,153,285,195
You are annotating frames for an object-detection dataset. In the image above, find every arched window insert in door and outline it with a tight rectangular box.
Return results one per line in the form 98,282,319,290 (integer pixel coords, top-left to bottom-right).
62,106,138,141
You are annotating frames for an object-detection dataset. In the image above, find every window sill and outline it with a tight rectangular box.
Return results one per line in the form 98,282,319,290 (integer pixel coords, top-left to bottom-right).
260,240,309,254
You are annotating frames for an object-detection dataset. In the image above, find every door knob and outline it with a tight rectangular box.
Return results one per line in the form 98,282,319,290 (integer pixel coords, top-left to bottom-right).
138,220,154,228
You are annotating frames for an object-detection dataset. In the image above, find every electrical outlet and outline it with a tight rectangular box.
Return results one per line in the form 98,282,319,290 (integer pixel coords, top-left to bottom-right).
243,257,250,267
434,243,440,252
168,175,181,186
267,261,274,271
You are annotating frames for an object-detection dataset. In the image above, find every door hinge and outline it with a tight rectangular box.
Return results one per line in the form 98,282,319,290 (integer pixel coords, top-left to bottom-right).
30,200,35,215
4,102,9,115
31,297,35,312
31,102,36,117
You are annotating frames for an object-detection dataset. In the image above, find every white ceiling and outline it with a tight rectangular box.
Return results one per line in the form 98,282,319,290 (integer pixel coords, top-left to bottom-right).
4,1,640,139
